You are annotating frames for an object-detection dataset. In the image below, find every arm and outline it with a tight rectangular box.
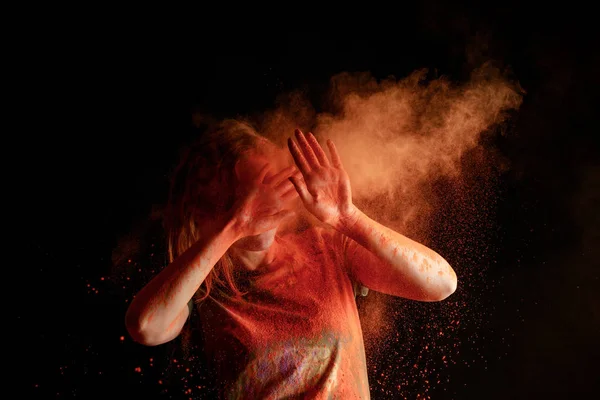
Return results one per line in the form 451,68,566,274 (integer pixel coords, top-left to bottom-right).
287,129,457,302
125,214,239,346
337,209,457,301
125,162,296,346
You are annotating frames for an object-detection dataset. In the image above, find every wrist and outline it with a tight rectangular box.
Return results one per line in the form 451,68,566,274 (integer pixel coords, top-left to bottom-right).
205,209,243,246
222,210,244,243
335,205,362,236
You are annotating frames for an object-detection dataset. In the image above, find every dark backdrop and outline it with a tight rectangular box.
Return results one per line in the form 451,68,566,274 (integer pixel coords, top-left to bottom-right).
25,3,598,399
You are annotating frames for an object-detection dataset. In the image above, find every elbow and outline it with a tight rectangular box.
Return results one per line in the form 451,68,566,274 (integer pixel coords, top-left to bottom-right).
124,314,153,346
436,269,458,301
125,321,178,347
124,309,184,347
126,322,160,347
131,334,168,347
125,309,170,347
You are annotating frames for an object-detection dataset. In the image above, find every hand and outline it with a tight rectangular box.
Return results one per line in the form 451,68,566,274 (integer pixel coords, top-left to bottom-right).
231,163,298,239
287,129,358,230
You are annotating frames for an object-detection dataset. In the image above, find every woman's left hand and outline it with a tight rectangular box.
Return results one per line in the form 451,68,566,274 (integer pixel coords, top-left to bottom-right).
287,129,359,230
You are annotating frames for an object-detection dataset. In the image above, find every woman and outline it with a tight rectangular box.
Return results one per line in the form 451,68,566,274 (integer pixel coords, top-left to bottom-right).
125,120,458,399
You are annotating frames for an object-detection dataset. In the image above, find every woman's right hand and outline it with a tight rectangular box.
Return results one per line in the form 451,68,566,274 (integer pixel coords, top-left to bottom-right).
231,164,299,238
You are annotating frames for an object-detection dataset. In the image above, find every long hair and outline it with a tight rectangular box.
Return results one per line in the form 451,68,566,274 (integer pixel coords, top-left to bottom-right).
164,119,267,303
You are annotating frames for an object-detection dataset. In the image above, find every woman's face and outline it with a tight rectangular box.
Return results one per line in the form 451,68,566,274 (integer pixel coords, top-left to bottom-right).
231,140,299,251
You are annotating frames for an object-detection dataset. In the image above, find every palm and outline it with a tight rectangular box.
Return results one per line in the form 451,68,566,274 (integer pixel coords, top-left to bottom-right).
287,130,356,228
231,163,299,238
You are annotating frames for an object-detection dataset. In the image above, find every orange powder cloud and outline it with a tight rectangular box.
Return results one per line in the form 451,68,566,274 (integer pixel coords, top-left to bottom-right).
254,65,523,382
258,64,522,238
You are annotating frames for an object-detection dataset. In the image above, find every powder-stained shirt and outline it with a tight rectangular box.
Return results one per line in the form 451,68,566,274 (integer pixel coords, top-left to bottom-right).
192,226,371,399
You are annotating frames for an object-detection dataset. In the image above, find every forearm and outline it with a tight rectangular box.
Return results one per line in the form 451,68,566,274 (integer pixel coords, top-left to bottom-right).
338,206,457,300
125,214,240,344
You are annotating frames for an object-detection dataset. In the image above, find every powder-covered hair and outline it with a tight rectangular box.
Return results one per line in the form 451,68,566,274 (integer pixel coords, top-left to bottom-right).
164,119,268,302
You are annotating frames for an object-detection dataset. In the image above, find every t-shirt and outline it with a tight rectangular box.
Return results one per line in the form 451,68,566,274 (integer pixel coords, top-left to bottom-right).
191,226,371,399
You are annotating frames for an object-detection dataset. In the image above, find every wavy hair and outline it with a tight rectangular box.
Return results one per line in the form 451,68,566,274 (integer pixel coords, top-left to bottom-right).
164,119,268,302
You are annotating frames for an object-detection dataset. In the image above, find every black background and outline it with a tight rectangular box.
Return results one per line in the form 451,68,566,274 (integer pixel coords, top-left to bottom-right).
26,3,598,399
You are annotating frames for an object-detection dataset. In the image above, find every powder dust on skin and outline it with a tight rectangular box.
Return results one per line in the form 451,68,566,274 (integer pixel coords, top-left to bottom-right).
106,64,522,397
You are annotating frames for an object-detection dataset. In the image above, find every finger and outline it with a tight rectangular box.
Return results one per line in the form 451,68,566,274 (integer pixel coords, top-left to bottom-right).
259,205,281,217
265,165,296,187
281,186,300,202
289,175,312,205
307,132,330,167
295,129,321,168
275,178,295,195
326,139,343,168
288,137,311,176
280,171,303,196
256,162,272,184
261,210,295,230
